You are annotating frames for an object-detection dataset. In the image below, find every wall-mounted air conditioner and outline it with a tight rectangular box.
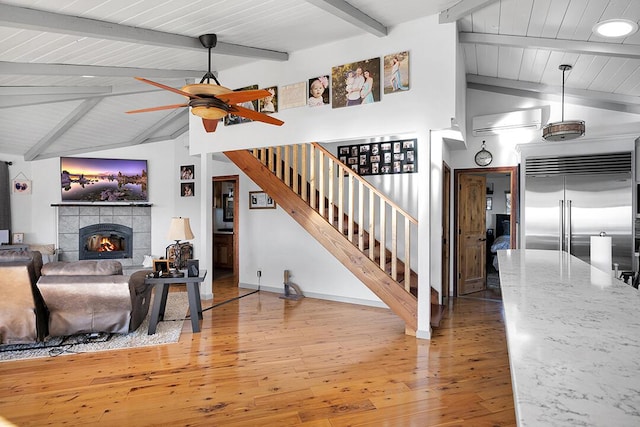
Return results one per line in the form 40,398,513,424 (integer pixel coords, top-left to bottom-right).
472,108,542,136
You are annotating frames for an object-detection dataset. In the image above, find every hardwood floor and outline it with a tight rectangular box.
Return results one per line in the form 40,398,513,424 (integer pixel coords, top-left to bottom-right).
0,278,515,426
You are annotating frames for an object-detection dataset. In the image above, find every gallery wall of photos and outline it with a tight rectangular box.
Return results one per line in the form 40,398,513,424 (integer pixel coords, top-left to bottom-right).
223,50,410,126
338,139,417,176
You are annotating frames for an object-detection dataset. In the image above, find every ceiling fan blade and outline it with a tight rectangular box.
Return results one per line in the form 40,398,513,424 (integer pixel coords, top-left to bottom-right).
202,118,219,133
125,103,188,114
134,77,201,99
218,89,271,104
230,105,284,126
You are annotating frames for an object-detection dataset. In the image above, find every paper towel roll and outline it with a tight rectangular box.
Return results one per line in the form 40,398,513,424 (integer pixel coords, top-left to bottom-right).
591,235,612,274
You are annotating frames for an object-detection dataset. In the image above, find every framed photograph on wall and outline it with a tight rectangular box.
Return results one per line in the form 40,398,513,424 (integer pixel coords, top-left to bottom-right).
181,182,194,197
224,84,258,126
259,86,277,113
279,82,307,110
486,197,492,210
180,165,194,180
308,75,330,107
383,51,410,93
331,56,381,109
249,191,276,209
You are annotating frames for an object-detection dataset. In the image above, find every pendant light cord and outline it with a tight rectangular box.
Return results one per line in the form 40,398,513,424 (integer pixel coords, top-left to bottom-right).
561,67,566,122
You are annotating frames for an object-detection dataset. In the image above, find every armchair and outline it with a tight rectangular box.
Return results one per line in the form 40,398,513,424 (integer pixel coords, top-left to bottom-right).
37,260,153,336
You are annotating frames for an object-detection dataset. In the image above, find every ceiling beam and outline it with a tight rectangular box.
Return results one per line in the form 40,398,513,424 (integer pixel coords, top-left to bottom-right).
131,109,187,145
305,0,387,37
0,3,288,61
144,124,189,144
0,88,171,109
467,75,640,114
460,32,640,60
0,86,113,108
439,0,499,23
25,97,102,161
0,86,112,96
0,61,203,79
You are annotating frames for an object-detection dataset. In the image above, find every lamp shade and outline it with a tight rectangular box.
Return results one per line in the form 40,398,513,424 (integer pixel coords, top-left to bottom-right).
167,217,194,241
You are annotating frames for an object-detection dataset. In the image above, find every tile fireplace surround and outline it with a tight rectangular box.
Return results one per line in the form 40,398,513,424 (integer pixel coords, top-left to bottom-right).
56,205,151,268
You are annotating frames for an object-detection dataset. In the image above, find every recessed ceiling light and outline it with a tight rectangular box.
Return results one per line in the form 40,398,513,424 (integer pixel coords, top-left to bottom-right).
593,19,638,38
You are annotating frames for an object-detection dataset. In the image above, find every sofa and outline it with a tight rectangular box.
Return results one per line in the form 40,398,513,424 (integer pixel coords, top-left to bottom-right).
37,260,153,337
0,249,153,344
0,248,49,344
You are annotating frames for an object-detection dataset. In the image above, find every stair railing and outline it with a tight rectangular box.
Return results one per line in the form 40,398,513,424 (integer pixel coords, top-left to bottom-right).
251,143,418,292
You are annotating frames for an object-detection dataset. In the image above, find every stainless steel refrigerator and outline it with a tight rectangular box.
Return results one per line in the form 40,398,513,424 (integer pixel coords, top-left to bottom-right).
524,153,634,271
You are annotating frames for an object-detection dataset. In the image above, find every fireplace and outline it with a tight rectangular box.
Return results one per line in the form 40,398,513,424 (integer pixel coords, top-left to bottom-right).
79,223,133,260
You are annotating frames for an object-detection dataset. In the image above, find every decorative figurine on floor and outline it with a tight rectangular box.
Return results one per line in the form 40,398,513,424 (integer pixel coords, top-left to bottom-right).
280,270,304,301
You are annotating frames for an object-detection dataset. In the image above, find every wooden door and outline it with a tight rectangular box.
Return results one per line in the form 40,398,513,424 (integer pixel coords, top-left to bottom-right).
441,163,451,300
457,174,487,295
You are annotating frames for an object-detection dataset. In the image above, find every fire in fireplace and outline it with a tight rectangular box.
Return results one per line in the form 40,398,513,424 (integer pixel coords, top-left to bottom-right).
79,223,133,260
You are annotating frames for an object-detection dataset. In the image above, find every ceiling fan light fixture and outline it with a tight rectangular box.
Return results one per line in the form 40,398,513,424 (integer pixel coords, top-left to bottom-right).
190,106,227,120
189,97,230,120
542,64,585,142
593,19,638,38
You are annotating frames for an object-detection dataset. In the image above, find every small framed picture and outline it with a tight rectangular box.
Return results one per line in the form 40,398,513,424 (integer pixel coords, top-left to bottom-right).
249,191,276,209
153,259,170,274
181,182,194,197
486,197,492,210
12,232,24,244
259,86,278,113
279,81,307,110
180,165,194,180
12,179,31,194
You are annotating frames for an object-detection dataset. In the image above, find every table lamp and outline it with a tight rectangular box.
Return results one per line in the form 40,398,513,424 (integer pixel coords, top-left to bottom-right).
166,217,194,277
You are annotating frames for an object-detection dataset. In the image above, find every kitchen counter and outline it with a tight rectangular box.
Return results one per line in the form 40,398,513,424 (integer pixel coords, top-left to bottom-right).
497,249,640,427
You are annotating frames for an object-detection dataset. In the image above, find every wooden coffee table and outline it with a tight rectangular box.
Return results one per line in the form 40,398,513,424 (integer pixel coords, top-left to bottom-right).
145,270,207,334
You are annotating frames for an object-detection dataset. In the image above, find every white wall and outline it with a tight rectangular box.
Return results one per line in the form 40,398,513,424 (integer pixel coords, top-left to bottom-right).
9,133,204,264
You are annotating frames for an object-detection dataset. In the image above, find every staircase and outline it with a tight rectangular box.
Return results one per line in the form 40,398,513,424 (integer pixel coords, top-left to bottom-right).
225,143,442,332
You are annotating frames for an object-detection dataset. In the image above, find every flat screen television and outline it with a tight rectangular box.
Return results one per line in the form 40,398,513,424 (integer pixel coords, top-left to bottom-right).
60,157,148,202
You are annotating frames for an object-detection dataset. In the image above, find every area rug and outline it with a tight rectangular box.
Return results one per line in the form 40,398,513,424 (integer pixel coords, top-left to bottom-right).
0,291,189,362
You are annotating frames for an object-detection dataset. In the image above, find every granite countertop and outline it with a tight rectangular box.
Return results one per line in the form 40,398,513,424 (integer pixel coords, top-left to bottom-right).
497,249,640,427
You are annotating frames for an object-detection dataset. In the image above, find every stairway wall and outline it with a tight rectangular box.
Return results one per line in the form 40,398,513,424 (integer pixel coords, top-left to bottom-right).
210,157,385,307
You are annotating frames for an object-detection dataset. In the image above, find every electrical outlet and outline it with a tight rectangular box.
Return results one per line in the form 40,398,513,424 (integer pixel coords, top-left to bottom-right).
257,269,262,278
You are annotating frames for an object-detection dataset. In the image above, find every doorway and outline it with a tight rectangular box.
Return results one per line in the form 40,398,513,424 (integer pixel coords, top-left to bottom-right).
453,166,518,297
213,176,239,283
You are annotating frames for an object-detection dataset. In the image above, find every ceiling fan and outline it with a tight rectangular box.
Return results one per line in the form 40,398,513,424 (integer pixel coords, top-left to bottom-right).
126,34,284,133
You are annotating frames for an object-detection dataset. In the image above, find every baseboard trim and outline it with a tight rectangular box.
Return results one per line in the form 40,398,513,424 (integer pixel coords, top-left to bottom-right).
238,283,389,309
